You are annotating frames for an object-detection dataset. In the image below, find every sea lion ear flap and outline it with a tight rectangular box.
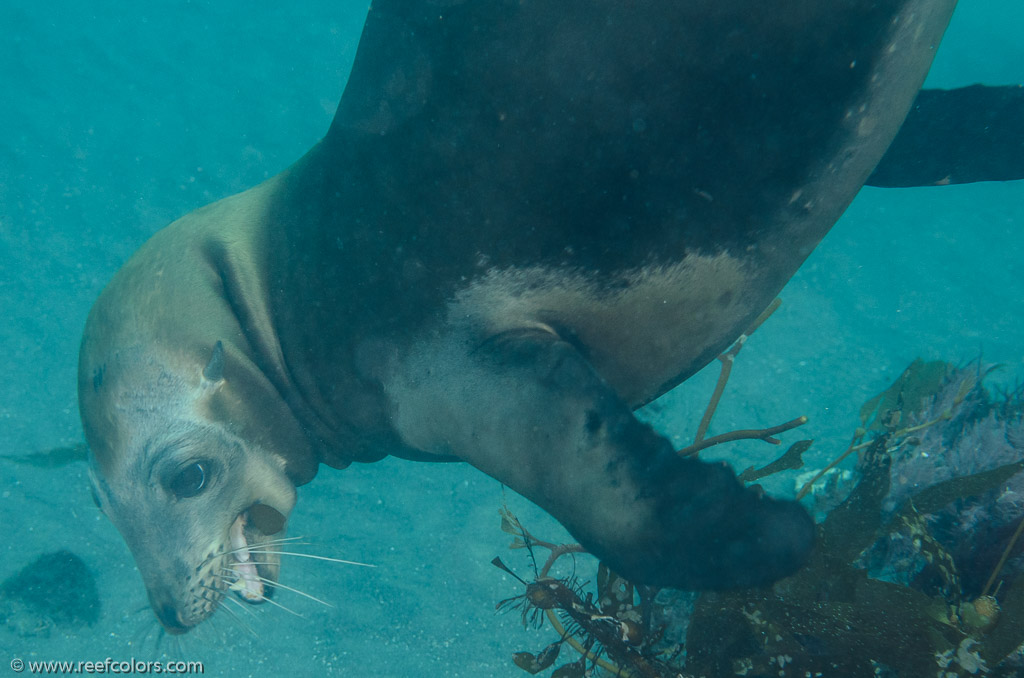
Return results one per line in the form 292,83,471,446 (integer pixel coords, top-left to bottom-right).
201,340,225,388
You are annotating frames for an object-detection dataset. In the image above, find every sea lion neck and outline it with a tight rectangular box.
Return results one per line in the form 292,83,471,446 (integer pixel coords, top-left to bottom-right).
249,145,416,468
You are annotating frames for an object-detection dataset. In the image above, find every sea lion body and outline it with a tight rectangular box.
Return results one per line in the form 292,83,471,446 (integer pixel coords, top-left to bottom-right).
79,0,957,632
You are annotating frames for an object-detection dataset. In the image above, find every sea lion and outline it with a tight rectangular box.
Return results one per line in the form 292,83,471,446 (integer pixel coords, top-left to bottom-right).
78,0,957,634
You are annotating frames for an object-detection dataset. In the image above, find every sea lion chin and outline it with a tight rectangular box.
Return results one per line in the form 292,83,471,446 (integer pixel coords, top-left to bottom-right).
78,0,956,632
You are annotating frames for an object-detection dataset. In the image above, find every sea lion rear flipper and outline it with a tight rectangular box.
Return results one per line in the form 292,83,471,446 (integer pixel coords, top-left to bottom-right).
385,329,813,590
869,84,1024,187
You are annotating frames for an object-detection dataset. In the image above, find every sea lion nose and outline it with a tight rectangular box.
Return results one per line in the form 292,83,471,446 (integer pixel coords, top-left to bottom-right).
153,601,189,635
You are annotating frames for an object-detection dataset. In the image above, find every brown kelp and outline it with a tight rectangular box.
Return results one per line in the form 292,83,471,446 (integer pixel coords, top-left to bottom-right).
494,507,681,677
494,355,1024,676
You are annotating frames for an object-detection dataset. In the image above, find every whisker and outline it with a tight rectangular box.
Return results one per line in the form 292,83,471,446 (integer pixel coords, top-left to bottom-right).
129,615,158,651
221,568,335,609
212,569,305,618
216,590,248,609
145,620,163,656
155,626,168,654
219,535,309,559
245,550,376,568
198,584,227,598
197,613,224,646
216,597,259,636
215,596,239,612
251,591,305,618
259,535,307,545
196,581,227,598
200,583,261,629
236,560,286,566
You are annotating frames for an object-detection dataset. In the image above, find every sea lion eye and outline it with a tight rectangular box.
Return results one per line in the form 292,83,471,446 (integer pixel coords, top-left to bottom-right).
169,461,208,499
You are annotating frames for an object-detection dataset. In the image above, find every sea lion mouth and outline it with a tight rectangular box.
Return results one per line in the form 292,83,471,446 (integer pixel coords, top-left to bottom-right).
227,503,286,603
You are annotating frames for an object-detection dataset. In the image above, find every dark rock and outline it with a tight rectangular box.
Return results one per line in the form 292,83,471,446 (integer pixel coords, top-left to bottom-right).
0,550,100,637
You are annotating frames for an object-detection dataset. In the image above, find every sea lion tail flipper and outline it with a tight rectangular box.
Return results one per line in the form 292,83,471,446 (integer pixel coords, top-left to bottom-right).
386,329,813,590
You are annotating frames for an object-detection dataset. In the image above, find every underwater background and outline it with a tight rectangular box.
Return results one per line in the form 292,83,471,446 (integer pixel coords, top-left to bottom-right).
1,1,1022,676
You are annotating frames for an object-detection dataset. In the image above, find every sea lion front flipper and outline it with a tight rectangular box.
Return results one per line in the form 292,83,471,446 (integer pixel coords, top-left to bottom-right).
384,329,813,590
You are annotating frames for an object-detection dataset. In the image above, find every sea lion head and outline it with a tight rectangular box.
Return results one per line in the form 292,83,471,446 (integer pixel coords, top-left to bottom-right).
78,216,316,634
81,340,296,633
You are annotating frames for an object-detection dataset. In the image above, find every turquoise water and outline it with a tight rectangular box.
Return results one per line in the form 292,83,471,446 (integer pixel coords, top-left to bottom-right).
1,2,1021,676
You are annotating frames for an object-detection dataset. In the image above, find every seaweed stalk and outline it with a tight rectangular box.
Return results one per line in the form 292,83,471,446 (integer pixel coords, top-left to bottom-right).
693,298,781,443
543,609,630,677
797,372,977,501
679,417,808,458
796,432,863,501
982,513,1024,598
